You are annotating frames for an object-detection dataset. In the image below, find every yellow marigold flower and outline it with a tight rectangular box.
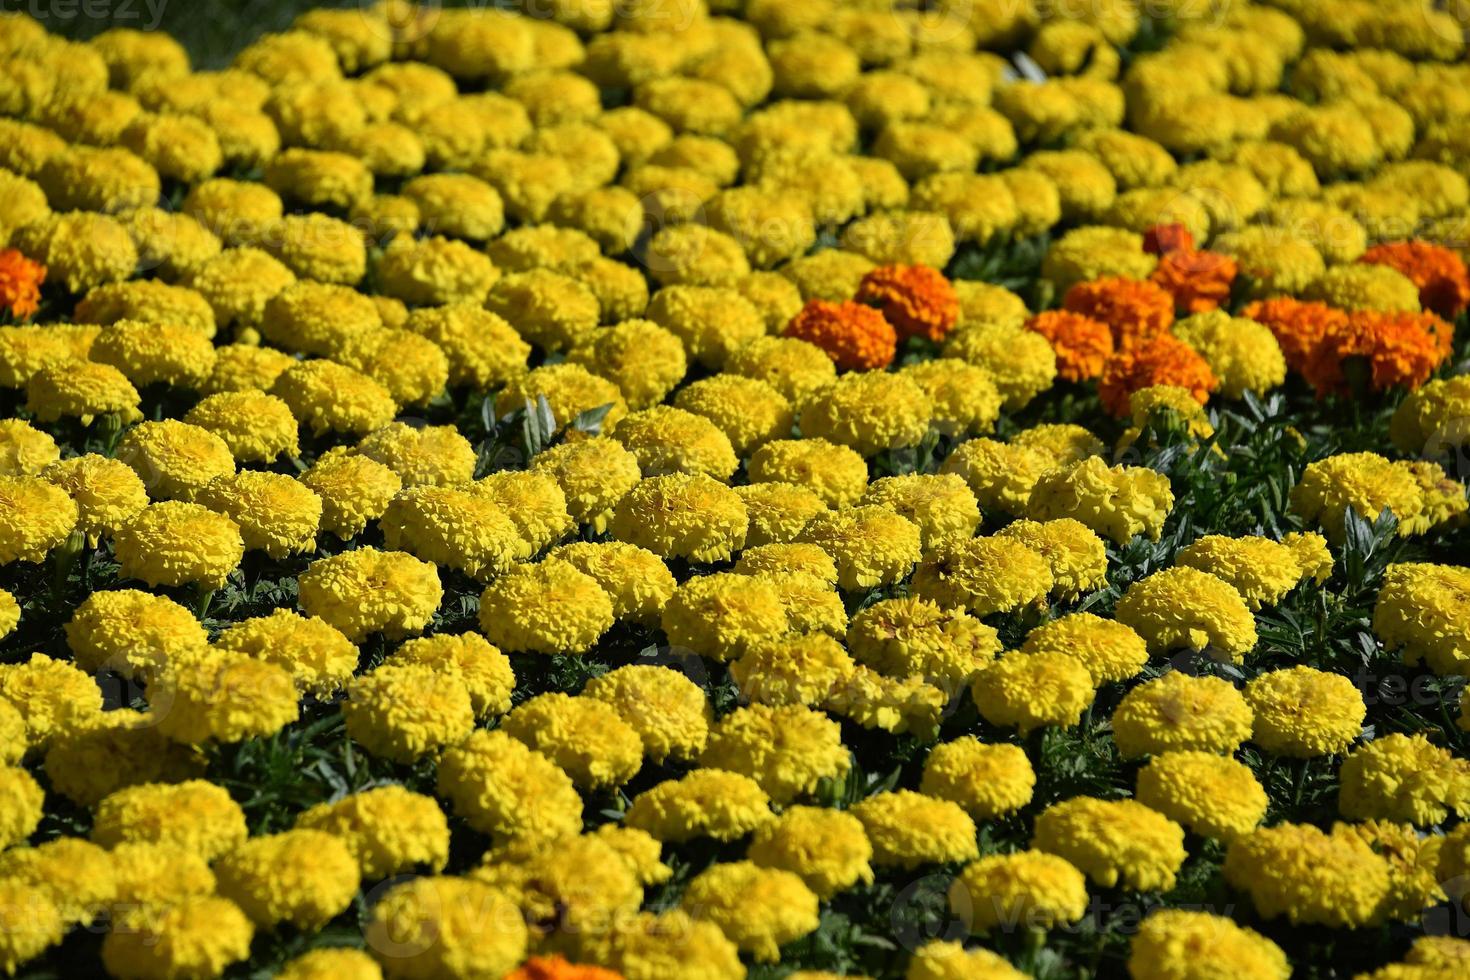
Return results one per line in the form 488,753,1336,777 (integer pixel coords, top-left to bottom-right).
733,631,856,708
493,362,628,437
747,805,872,901
1290,453,1430,544
790,505,918,591
1172,311,1286,400
196,472,320,558
1176,534,1310,610
546,541,675,625
735,543,837,585
612,406,738,482
673,375,792,457
566,319,686,410
680,861,818,964
581,663,709,767
380,485,526,579
296,785,449,880
199,344,294,395
942,324,1057,410
847,596,999,690
186,246,297,327
1214,226,1325,297
444,731,585,842
214,829,359,929
335,329,449,407
1111,668,1250,760
900,360,1003,437
42,709,201,808
912,536,1053,617
1332,820,1444,926
299,547,442,642
116,420,234,503
1375,562,1470,675
0,766,43,851
801,372,933,458
0,419,55,477
749,439,869,511
905,940,1026,980
971,649,1094,735
626,768,773,843
726,336,838,403
1339,733,1470,826
1024,610,1146,685
611,473,748,563
646,284,766,370
950,850,1088,934
1034,796,1185,891
0,834,113,928
501,692,642,790
181,391,296,465
259,281,379,358
1305,264,1422,314
479,559,614,655
0,590,16,644
1115,566,1258,662
118,111,221,183
298,448,401,540
731,482,826,548
101,895,254,980
64,588,205,679
35,144,158,213
73,281,215,339
181,178,282,247
577,907,744,980
26,361,142,426
852,790,978,869
471,832,642,947
1243,665,1365,759
996,518,1107,599
0,326,73,390
91,779,246,860
0,652,102,748
263,148,372,212
108,840,215,922
939,438,1052,517
352,422,472,490
662,571,788,662
1224,822,1391,927
342,663,473,765
149,647,298,746
271,359,398,437
388,632,513,720
921,737,1034,820
700,703,848,805
1128,909,1288,980
362,875,528,980
113,501,242,590
213,609,356,697
1391,376,1470,457
484,269,599,354
1042,225,1157,293
645,224,751,289
13,216,137,303
1136,751,1268,842
530,437,642,529
952,281,1030,332
375,234,499,306
275,948,383,980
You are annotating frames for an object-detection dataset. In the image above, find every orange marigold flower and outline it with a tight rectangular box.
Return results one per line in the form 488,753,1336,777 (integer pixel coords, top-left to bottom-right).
1302,311,1452,398
784,298,897,371
1144,223,1195,256
1241,297,1348,375
1098,335,1217,417
1063,276,1175,351
1024,310,1114,382
506,956,624,980
1359,241,1470,320
855,264,961,343
1150,249,1239,314
0,249,45,321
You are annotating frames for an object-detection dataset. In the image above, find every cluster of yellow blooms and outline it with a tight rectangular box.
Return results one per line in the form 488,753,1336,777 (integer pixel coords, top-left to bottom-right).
2,0,1470,978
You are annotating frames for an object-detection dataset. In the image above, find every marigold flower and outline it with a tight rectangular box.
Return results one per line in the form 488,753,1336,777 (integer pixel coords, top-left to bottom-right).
1063,276,1175,354
1240,296,1346,375
1098,334,1217,417
502,693,643,790
0,247,44,319
748,805,873,900
1302,310,1451,397
681,861,819,964
700,703,848,805
295,785,449,880
971,650,1094,735
1034,796,1185,891
1224,823,1391,927
299,547,441,642
852,790,978,869
1135,751,1268,842
584,664,710,764
1112,672,1254,758
854,264,960,343
101,895,254,980
27,360,142,426
611,472,748,563
64,588,205,679
478,559,614,655
950,850,1088,934
1129,909,1288,980
1361,240,1470,319
1027,456,1174,544
196,472,321,559
363,876,527,980
626,768,773,844
1291,452,1437,543
1339,733,1470,827
783,298,897,371
1024,309,1113,382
